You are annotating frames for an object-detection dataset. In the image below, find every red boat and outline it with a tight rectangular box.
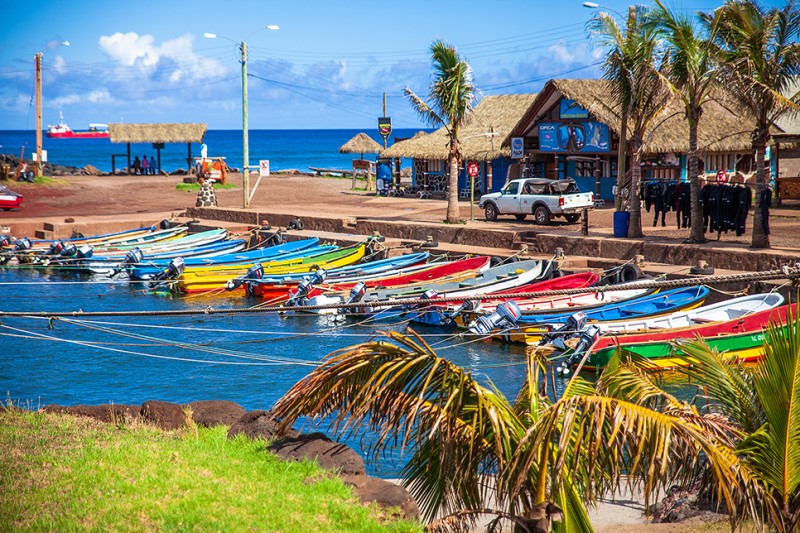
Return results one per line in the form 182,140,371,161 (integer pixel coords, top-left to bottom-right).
46,112,109,139
249,255,492,302
0,184,23,210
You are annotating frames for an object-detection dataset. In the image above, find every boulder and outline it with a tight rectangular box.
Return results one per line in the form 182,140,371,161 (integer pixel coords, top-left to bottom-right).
227,410,297,440
269,432,366,476
140,400,186,430
42,403,140,424
340,474,420,521
184,400,245,428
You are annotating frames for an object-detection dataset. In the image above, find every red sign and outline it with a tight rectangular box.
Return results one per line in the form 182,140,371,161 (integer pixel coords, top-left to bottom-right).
467,162,479,177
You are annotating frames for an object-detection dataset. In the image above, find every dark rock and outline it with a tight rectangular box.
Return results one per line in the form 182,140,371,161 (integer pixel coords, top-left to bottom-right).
269,432,366,476
184,400,245,428
140,400,186,429
227,410,297,440
340,474,420,521
42,403,140,424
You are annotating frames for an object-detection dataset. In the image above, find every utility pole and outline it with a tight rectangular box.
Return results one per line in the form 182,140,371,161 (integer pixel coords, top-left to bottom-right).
241,41,250,208
382,93,387,150
35,52,43,178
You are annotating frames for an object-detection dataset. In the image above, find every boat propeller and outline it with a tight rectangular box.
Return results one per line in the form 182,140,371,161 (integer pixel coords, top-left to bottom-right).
468,300,522,336
124,248,144,265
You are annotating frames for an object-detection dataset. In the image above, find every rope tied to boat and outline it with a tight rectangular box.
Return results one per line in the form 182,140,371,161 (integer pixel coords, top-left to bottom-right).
1,264,798,319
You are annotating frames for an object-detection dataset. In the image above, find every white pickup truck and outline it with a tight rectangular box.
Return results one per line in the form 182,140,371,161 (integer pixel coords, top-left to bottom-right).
478,178,594,224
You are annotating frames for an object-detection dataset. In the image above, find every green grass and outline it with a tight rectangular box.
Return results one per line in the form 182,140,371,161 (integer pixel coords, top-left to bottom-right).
0,408,421,533
175,182,238,192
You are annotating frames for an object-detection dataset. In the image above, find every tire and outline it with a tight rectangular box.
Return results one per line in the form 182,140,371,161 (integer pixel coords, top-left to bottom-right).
617,264,642,283
514,214,527,221
484,203,498,222
533,205,551,225
564,213,580,224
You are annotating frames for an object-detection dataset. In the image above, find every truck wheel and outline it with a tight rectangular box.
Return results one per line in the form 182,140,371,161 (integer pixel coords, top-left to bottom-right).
484,203,498,222
514,214,527,221
564,214,580,224
534,206,551,225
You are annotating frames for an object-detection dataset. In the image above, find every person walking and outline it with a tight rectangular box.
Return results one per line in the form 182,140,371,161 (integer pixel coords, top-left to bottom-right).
149,156,157,175
141,155,149,176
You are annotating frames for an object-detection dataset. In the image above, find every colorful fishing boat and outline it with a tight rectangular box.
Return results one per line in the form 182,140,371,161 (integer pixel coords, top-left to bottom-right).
572,304,792,371
128,237,324,280
177,243,367,293
0,184,23,211
245,254,483,301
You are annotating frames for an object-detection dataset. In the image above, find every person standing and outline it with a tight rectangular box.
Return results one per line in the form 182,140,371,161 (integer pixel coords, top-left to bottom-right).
149,156,157,175
141,155,149,175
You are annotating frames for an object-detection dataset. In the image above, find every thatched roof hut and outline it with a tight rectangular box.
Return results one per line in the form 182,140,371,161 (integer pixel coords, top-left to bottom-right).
508,79,755,154
338,133,383,158
108,123,207,144
381,94,537,161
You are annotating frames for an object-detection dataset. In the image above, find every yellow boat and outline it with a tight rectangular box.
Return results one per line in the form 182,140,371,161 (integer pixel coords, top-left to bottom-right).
177,244,366,293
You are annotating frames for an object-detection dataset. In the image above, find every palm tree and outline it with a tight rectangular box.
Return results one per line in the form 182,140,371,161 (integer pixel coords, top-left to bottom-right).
674,305,800,532
589,6,670,238
271,330,750,532
705,0,800,248
649,0,721,244
405,41,476,224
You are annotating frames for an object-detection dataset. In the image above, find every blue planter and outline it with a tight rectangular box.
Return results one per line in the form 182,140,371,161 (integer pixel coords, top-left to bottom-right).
613,211,631,238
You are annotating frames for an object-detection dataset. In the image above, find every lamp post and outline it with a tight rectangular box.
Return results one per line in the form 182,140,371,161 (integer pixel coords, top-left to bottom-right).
582,1,625,19
204,25,279,209
34,41,69,178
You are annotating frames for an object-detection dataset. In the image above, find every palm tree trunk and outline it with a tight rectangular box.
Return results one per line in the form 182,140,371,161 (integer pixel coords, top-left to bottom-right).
628,137,644,238
688,118,705,243
446,145,460,223
616,113,628,212
751,138,769,249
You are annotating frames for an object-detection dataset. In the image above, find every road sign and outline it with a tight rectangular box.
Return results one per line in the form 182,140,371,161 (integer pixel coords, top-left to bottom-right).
259,160,270,177
467,162,479,177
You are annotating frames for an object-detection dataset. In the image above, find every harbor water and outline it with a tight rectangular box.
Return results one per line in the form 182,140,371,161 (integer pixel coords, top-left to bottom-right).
0,266,530,476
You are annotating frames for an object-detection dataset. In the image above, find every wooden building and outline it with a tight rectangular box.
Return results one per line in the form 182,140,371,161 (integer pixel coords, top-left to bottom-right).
108,123,207,174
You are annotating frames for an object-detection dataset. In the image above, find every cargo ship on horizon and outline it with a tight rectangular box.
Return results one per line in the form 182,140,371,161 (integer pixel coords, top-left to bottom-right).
46,112,109,139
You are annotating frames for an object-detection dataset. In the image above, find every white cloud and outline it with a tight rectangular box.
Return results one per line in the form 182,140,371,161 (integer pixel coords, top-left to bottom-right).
87,90,112,103
546,40,585,64
52,55,67,74
51,94,81,107
99,32,159,67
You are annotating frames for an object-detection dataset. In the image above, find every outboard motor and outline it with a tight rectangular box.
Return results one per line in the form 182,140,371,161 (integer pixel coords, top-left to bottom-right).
0,234,11,248
557,324,602,377
468,301,522,336
286,269,327,306
60,243,78,257
14,237,32,251
447,299,479,322
345,281,367,304
149,257,185,285
228,263,265,291
76,245,93,259
46,240,65,256
124,248,144,265
540,311,588,351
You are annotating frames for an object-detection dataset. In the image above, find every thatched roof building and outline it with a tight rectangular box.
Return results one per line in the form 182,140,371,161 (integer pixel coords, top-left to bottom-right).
339,133,383,157
108,123,207,144
507,79,755,154
382,94,537,161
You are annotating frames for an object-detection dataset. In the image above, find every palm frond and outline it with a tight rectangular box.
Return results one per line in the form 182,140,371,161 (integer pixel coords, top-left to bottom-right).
405,87,444,129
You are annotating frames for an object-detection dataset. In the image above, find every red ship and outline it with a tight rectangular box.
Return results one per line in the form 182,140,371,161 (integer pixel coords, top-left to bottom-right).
46,112,109,139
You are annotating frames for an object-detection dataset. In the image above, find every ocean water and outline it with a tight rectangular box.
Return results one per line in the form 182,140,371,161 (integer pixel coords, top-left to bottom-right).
0,129,426,174
0,266,529,476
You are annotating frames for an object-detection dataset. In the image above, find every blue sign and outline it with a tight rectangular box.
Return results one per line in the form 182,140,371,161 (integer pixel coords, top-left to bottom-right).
538,121,609,153
560,98,589,119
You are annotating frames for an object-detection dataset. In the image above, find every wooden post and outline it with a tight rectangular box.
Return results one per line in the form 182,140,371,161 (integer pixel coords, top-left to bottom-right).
594,153,601,197
127,143,131,174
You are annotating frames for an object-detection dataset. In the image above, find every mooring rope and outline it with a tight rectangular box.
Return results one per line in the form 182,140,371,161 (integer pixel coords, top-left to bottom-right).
1,265,797,319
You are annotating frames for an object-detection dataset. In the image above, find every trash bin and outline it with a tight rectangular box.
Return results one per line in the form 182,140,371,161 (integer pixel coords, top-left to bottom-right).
377,161,392,189
613,211,630,238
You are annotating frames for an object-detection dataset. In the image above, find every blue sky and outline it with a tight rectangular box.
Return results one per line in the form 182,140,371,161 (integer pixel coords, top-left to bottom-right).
0,0,780,130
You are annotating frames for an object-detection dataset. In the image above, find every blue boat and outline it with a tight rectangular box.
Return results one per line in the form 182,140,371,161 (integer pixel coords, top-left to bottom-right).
515,286,710,326
128,238,327,280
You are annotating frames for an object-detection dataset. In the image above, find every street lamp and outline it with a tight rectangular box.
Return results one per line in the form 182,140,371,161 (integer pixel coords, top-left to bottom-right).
582,2,625,19
205,25,279,209
35,41,70,178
